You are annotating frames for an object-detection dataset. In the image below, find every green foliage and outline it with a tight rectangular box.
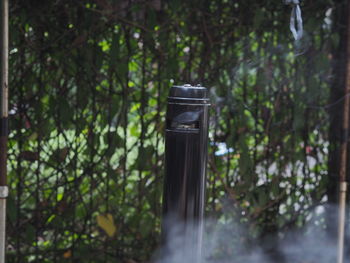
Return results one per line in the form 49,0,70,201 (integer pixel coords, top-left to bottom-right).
7,0,338,262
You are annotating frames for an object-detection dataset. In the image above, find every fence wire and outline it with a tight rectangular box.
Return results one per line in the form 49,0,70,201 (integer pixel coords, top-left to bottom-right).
6,0,343,262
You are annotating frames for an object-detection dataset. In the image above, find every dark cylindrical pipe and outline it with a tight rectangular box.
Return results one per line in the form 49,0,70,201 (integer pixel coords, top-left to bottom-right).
161,84,210,262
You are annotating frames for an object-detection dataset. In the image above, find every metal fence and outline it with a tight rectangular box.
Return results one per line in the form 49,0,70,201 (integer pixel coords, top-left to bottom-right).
5,0,342,262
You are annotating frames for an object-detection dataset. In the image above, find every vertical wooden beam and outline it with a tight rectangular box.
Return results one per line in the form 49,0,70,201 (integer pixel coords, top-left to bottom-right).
337,1,350,263
0,0,9,262
0,0,8,183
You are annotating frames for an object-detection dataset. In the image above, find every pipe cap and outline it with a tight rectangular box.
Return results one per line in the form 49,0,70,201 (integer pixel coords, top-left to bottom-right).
169,84,208,99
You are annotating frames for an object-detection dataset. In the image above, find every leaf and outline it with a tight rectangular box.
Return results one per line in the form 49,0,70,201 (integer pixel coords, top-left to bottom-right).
28,132,38,141
96,213,117,237
63,250,72,259
130,125,140,137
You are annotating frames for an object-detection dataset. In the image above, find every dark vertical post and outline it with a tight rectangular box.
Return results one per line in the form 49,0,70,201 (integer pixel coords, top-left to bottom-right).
337,1,350,263
0,0,9,262
162,84,210,262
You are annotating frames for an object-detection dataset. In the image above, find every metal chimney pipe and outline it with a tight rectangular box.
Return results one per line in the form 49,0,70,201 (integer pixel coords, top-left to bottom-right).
161,84,210,263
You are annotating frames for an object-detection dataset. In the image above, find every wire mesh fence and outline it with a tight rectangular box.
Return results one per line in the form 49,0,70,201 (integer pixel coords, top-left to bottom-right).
6,0,344,262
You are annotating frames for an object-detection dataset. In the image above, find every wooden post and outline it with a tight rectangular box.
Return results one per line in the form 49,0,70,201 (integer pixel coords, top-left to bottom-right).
337,1,350,263
0,0,9,262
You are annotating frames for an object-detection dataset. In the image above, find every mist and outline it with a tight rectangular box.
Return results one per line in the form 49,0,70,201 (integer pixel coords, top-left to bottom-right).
154,203,347,263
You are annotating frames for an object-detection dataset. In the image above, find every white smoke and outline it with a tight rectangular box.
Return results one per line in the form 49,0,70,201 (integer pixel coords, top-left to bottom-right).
154,204,347,263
